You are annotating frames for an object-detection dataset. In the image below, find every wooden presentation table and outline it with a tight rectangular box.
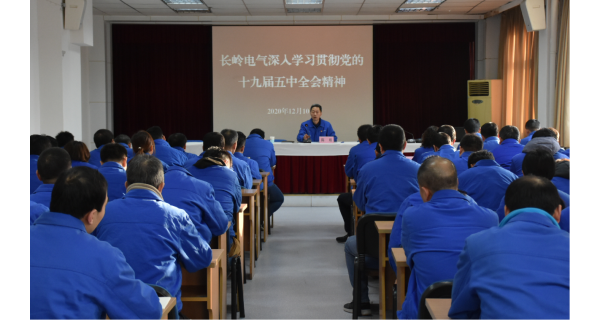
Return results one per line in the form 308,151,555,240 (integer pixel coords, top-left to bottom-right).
242,188,259,279
425,298,452,319
391,247,409,316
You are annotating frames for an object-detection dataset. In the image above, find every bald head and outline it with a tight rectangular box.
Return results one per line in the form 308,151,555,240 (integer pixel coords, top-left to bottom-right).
418,156,458,195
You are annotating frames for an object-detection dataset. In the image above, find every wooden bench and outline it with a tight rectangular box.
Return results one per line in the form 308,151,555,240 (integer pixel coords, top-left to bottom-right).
180,249,226,319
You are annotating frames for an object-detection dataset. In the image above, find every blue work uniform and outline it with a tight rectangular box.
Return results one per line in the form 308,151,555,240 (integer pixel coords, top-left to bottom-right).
344,141,377,180
94,189,212,312
98,162,127,202
30,184,54,208
458,159,518,210
31,211,162,319
244,133,277,186
509,151,570,177
399,190,498,319
449,208,569,319
552,176,570,194
559,148,570,157
388,192,423,273
228,151,253,189
419,145,458,163
30,201,48,225
117,142,135,159
30,155,42,194
163,166,229,242
154,139,188,167
412,146,433,164
71,160,98,169
560,207,570,232
495,190,570,223
482,136,500,152
173,146,200,162
520,131,535,145
296,119,337,142
451,151,473,176
353,150,420,214
492,138,524,169
234,152,262,180
88,144,105,167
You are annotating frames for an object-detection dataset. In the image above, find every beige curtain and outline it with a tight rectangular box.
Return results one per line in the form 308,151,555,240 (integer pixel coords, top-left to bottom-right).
498,6,539,132
554,0,570,147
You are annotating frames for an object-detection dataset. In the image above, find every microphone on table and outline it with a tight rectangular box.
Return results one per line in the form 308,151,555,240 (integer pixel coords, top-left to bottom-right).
405,131,416,143
303,124,312,143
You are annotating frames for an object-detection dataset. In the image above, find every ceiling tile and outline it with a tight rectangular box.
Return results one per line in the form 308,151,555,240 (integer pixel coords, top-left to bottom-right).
122,0,164,4
93,0,125,3
93,8,108,14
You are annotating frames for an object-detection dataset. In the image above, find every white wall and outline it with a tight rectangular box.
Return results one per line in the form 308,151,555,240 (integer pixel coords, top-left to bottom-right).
538,0,559,127
30,0,40,134
475,14,501,80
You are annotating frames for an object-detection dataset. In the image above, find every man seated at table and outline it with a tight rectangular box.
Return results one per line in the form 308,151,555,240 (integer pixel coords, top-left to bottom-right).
31,148,72,208
244,128,284,219
168,132,199,162
98,143,128,202
492,125,524,169
147,126,188,167
31,167,162,319
30,135,52,194
94,155,212,317
449,176,569,319
481,122,500,152
343,124,420,315
296,103,337,142
398,156,498,319
235,131,262,181
335,124,377,243
451,134,483,176
509,128,570,177
221,129,253,189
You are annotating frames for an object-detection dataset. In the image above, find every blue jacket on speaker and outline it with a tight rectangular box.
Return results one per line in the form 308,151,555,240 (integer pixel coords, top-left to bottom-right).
458,159,518,210
244,134,277,186
296,119,337,142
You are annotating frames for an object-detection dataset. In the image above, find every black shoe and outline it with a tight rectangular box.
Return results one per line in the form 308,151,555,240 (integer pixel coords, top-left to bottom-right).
336,234,349,243
343,301,372,316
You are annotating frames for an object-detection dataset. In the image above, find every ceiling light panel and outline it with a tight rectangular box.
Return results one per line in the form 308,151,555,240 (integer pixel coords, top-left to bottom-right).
287,8,322,13
286,0,322,4
396,7,435,12
404,0,444,3
163,0,205,4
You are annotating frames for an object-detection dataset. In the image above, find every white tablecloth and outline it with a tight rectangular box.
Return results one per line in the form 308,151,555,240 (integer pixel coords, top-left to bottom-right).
186,141,448,156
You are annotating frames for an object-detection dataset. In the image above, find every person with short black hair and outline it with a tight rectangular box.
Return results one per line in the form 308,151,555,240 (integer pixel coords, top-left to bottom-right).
509,128,570,177
168,133,199,162
64,141,98,169
221,129,253,189
147,126,187,167
449,176,569,319
98,143,128,202
296,104,338,142
55,131,74,148
420,132,458,163
480,122,500,152
30,135,52,194
31,148,72,208
412,126,438,163
492,125,524,169
183,132,226,168
463,118,482,137
520,119,541,145
458,150,518,211
89,129,115,167
234,131,262,180
343,124,421,315
95,155,212,317
395,156,497,319
31,167,163,319
451,134,483,175
114,134,135,159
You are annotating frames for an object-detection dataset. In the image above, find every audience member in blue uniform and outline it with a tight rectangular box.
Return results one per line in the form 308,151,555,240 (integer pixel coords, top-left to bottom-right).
481,122,500,152
89,129,114,167
183,131,224,168
95,155,212,315
449,176,569,319
496,149,570,222
560,206,570,232
458,150,518,210
412,126,438,163
130,130,170,172
31,166,162,319
398,156,498,319
234,131,262,180
336,125,380,243
163,164,229,242
492,125,524,168
147,126,188,167
115,133,135,159
455,118,482,151
510,128,569,177
559,147,570,157
387,192,423,273
297,104,338,142
168,132,199,162
55,131,74,148
420,132,458,163
451,134,483,176
221,129,253,189
31,148,72,208
520,118,541,145
186,148,241,245
30,201,49,225
553,159,570,194
98,143,128,202
244,128,285,217
343,124,420,316
438,125,460,157
64,141,98,169
30,135,52,194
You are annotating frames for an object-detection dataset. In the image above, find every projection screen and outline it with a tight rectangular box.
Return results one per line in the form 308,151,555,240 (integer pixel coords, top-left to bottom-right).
212,26,373,142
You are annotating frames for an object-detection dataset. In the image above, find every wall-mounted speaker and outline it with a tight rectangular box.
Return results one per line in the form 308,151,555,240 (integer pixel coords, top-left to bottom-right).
520,0,546,32
64,0,86,31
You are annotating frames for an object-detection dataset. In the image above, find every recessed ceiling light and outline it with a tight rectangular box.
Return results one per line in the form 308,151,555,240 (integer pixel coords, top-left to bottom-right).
396,7,435,12
174,8,211,13
287,8,322,13
163,0,205,4
286,0,323,4
404,0,445,4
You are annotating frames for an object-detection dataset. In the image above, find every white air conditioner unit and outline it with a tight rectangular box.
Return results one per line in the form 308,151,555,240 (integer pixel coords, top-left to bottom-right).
64,0,86,31
467,80,502,125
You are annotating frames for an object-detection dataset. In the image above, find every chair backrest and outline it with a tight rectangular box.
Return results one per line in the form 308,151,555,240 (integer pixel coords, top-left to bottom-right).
148,284,178,319
356,213,395,257
417,280,453,319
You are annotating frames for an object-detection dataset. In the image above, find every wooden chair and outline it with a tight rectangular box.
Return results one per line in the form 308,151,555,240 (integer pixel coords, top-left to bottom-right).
351,189,365,235
180,249,226,319
251,179,262,258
